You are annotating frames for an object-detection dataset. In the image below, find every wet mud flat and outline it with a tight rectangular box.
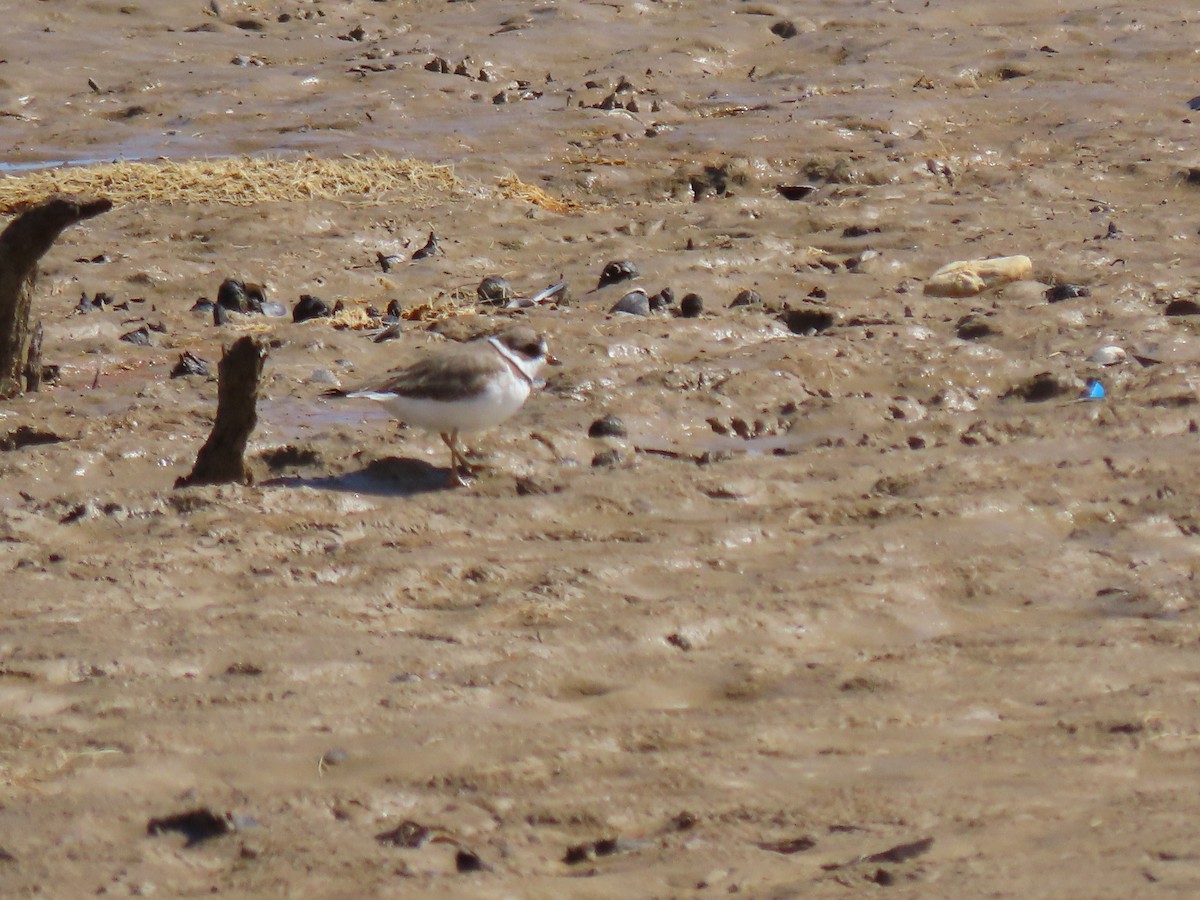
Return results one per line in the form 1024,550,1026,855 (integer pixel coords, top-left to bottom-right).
3,0,1200,896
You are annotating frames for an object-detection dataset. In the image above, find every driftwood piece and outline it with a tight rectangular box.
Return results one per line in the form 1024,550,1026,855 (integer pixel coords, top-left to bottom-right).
175,336,268,488
0,195,112,399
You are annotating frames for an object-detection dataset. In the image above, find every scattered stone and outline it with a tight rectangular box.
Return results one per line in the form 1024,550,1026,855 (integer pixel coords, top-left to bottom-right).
865,837,934,864
776,184,817,200
780,307,837,334
1002,372,1072,403
293,294,332,323
456,849,486,873
217,277,266,313
1090,345,1127,366
592,448,624,468
757,837,817,855
224,662,263,676
842,224,880,238
386,299,402,319
648,287,675,311
679,293,704,318
118,325,153,346
611,289,650,316
213,304,230,326
597,260,639,289
564,838,620,865
671,812,697,831
1165,298,1200,316
665,632,692,651
477,275,513,305
190,297,214,314
375,820,430,848
955,314,997,340
924,255,1032,297
1045,283,1090,303
515,476,561,496
147,808,232,847
411,232,439,260
171,351,211,378
770,19,799,39
588,414,627,438
730,289,762,308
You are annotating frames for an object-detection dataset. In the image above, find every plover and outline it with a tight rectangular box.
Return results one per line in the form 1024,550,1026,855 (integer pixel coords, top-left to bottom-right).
327,326,555,486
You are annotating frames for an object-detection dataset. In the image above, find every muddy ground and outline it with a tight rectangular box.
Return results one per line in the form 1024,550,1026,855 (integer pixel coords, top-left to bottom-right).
3,1,1200,896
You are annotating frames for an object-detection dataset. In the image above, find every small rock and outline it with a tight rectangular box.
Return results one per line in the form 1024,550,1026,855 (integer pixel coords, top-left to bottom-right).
776,184,817,200
1002,372,1073,403
770,20,798,38
293,294,332,323
1045,283,1090,303
217,278,266,313
730,289,762,308
477,275,514,305
648,287,675,310
1165,298,1200,316
592,448,624,468
597,260,639,289
588,414,627,438
308,368,339,386
119,325,153,346
610,289,650,316
780,307,837,334
170,351,210,378
456,849,486,873
955,314,997,340
1090,345,1127,366
679,293,704,318
190,297,214,314
146,809,232,847
321,748,349,767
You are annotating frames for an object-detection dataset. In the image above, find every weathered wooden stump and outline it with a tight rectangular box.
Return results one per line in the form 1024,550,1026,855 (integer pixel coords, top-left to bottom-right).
0,195,112,399
175,336,269,488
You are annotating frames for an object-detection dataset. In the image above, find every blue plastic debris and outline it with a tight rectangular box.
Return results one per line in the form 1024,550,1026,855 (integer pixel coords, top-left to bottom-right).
1082,378,1105,400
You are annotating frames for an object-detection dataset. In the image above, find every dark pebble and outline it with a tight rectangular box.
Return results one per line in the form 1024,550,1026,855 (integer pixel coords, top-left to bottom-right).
588,414,627,438
679,293,704,318
730,289,761,308
386,299,402,319
780,307,837,334
1165,298,1200,316
217,278,266,313
478,275,514,305
293,294,332,323
842,224,879,238
119,325,153,346
455,849,486,873
757,837,817,855
213,304,230,326
592,448,624,468
770,19,798,38
190,297,214,314
777,184,817,201
1189,96,1200,111
648,287,675,310
1044,283,1090,303
146,808,231,847
1001,372,1072,403
610,289,650,316
170,351,211,378
597,259,639,289
955,314,997,340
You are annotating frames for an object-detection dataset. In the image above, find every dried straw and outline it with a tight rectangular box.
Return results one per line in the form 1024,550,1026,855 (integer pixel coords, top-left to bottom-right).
0,155,461,213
